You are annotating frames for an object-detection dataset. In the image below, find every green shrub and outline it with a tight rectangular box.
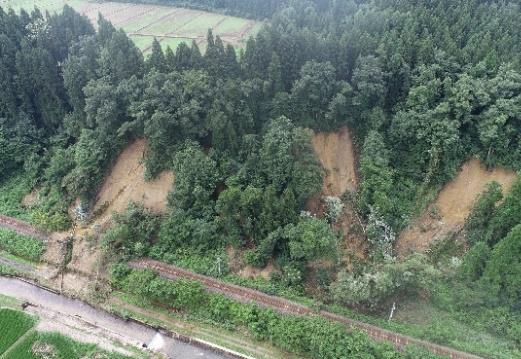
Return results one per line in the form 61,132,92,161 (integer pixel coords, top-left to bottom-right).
113,268,395,358
484,224,521,309
0,174,33,220
30,209,70,232
421,320,453,345
331,254,440,311
0,228,45,261
459,242,491,282
464,182,503,245
102,203,160,260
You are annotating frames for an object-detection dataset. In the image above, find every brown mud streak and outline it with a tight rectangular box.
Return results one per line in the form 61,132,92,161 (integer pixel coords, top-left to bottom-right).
131,259,481,359
0,215,480,359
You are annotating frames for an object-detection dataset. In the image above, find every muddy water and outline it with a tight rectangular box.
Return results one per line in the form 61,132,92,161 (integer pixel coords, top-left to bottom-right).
0,277,224,359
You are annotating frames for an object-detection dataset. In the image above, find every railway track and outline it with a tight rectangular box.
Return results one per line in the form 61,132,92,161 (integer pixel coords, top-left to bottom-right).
0,215,482,359
130,259,482,359
0,214,47,241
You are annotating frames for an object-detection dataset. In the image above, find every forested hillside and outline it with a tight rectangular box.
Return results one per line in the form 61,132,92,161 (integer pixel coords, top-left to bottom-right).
1,0,521,357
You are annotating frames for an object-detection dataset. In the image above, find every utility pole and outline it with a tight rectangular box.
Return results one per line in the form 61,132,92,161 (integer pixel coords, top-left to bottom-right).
217,256,222,276
388,301,396,323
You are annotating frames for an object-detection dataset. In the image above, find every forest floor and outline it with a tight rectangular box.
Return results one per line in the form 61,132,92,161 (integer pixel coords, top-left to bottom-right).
396,158,516,257
0,0,260,52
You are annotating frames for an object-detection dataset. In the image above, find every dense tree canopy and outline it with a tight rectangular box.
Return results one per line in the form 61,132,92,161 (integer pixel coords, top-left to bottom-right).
2,4,521,343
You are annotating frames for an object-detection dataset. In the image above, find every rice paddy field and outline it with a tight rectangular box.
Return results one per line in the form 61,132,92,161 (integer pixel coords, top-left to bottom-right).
0,308,129,358
0,0,261,52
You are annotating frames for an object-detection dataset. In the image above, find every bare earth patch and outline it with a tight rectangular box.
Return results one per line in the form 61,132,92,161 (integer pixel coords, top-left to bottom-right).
226,246,278,280
396,158,517,257
21,189,40,208
42,231,70,266
40,139,173,278
310,126,366,261
70,139,172,275
93,138,173,223
69,234,102,277
312,126,357,197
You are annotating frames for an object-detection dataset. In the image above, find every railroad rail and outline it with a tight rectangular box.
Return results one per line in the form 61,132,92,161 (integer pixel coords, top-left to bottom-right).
0,215,481,359
130,259,482,359
0,214,47,241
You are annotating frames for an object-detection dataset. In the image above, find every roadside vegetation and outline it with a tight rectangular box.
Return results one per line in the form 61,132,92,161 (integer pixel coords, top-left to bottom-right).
111,266,439,359
0,229,45,262
0,308,131,358
1,0,521,358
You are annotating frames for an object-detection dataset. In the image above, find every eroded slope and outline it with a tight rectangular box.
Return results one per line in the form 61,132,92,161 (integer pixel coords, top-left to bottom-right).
396,158,516,257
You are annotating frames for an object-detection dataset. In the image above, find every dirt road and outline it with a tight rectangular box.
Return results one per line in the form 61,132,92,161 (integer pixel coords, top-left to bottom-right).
0,277,229,359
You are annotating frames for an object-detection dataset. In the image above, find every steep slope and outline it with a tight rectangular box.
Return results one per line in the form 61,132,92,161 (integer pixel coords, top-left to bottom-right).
396,158,516,257
311,126,358,197
93,139,174,222
310,126,366,259
67,139,174,277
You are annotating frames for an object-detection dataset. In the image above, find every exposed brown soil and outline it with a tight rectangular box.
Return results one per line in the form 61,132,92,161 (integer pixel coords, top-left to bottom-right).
310,126,366,261
396,158,517,257
93,139,174,222
238,263,276,281
34,139,173,279
226,246,278,280
69,234,102,277
335,206,368,261
42,231,70,266
131,259,481,359
65,139,173,277
21,189,39,208
312,126,358,197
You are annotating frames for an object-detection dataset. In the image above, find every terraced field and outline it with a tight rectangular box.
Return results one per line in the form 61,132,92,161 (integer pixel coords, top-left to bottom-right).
0,0,259,52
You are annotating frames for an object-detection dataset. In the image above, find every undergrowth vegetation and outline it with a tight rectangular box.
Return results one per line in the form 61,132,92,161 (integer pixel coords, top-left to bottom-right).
0,173,70,231
110,266,439,359
0,229,45,262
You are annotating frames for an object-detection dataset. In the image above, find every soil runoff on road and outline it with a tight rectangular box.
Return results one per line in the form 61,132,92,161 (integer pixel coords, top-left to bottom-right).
0,276,225,359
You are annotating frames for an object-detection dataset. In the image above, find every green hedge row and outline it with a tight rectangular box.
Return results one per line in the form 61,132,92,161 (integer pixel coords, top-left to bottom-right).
0,228,45,261
111,266,439,358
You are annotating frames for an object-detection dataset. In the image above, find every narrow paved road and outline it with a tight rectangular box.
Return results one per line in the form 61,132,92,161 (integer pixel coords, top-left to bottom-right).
132,259,482,359
0,214,482,359
0,277,228,359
